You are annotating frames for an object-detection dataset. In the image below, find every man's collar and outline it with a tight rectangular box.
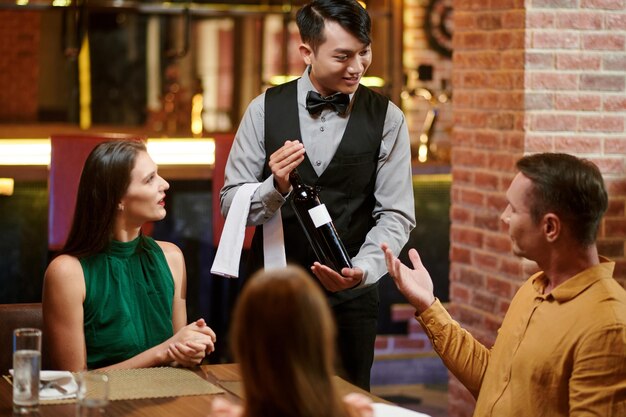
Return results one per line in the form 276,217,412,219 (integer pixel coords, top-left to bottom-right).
532,257,616,302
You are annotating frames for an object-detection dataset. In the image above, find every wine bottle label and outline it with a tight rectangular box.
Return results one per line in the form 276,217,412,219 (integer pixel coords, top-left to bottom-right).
308,204,332,228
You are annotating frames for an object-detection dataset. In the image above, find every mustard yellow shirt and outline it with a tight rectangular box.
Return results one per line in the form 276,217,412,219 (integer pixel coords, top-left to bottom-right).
418,260,626,416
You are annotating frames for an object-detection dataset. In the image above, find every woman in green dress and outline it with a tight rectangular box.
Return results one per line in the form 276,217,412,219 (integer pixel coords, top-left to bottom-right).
43,140,216,371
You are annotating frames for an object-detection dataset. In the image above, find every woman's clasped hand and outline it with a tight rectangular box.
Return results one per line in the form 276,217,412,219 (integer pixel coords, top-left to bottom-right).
166,318,216,367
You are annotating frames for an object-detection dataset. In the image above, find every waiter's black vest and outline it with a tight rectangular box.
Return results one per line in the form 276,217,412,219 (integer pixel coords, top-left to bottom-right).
250,79,389,304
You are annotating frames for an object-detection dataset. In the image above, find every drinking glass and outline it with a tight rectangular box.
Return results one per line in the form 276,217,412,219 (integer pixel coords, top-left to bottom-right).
75,372,109,417
12,328,42,414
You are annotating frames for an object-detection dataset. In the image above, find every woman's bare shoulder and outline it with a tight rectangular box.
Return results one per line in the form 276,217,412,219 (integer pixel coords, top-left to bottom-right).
45,255,83,284
46,255,83,275
155,240,183,257
155,240,185,278
43,254,85,302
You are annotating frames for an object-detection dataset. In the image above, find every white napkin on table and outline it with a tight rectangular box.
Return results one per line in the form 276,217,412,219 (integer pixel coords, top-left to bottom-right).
373,403,432,417
9,369,77,400
40,370,77,400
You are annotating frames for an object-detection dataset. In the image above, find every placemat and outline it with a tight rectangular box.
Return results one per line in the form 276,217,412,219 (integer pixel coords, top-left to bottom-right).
104,367,224,400
3,367,224,405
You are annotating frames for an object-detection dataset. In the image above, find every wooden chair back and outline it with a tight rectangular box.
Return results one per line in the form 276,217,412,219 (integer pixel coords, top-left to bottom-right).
0,303,49,373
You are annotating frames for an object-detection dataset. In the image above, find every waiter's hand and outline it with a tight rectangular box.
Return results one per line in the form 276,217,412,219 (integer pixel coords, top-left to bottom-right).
268,140,306,194
311,262,363,292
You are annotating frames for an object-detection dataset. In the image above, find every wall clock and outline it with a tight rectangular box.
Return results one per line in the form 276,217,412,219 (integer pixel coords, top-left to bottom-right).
424,0,454,58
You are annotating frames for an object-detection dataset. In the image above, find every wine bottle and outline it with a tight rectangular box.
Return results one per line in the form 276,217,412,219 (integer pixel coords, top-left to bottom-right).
288,169,353,273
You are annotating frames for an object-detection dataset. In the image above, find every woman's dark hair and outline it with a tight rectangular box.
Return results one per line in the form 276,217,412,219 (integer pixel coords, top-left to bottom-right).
231,266,354,417
296,0,371,52
516,152,608,247
61,140,146,258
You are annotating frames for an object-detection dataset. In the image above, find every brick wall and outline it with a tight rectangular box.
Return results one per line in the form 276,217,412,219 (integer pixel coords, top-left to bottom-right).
450,0,626,415
0,11,41,121
375,304,434,354
524,0,626,286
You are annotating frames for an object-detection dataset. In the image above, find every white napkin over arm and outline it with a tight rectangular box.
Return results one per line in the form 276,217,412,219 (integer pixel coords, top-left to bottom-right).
211,183,286,278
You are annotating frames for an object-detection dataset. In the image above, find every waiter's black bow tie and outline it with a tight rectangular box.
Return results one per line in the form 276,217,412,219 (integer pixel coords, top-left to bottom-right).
305,91,350,115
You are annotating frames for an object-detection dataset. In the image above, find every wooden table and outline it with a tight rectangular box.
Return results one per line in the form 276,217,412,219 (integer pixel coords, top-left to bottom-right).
0,364,384,417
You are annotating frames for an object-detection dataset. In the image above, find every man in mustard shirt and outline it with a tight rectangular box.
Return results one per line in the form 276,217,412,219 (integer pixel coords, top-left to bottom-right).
382,152,626,416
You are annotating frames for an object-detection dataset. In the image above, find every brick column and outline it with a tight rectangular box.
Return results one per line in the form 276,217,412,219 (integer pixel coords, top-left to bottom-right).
450,0,626,416
0,11,41,121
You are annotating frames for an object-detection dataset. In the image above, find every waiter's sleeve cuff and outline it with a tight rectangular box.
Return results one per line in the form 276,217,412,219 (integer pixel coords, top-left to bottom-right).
260,176,287,215
351,259,374,287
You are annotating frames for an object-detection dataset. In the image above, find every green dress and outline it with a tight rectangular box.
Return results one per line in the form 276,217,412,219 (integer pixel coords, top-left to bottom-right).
81,235,175,369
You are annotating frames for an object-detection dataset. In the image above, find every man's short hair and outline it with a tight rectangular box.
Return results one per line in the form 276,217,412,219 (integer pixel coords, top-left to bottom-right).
296,0,371,53
516,153,608,247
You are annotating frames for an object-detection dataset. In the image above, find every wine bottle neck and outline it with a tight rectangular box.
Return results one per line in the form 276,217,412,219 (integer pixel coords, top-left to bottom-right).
289,169,303,187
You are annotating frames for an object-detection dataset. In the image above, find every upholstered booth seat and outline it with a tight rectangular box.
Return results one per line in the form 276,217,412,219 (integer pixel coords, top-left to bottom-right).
0,303,50,373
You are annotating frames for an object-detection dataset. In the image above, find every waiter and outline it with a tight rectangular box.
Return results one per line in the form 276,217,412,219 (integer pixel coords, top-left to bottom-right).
220,0,415,390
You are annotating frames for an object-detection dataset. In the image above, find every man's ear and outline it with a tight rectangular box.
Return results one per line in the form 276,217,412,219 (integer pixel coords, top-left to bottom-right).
543,213,560,242
299,43,313,66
